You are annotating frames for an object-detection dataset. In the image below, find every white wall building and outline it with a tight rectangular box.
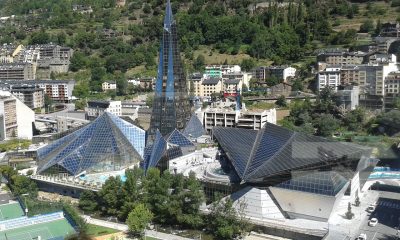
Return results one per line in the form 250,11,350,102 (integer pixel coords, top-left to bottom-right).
85,100,122,120
0,90,34,140
317,65,341,91
102,81,117,91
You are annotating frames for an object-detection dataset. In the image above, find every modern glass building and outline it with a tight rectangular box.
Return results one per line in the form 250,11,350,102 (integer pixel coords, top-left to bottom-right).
148,0,191,139
37,112,146,176
212,123,375,221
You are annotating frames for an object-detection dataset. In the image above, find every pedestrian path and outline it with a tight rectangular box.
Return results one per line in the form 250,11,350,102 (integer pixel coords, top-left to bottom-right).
82,215,194,240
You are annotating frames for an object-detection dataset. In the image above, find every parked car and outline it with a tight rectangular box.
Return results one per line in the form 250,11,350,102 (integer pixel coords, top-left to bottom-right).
356,233,367,240
367,205,375,213
369,218,378,227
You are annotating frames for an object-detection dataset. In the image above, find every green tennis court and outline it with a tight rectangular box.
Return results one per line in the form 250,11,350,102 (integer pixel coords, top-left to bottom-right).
0,202,24,220
0,219,75,240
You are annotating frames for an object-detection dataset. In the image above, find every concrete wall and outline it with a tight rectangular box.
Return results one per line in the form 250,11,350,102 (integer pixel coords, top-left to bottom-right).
15,96,34,139
269,187,338,221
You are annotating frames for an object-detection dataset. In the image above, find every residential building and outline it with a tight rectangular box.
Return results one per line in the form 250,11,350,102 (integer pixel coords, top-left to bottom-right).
33,80,75,102
317,65,341,91
138,77,155,90
85,100,122,120
190,73,203,96
253,66,296,82
335,85,360,110
72,5,93,14
0,91,34,140
203,107,276,133
223,79,241,96
380,22,400,37
317,50,367,65
0,44,22,63
385,72,400,95
204,65,241,78
9,84,44,109
368,53,397,65
102,81,117,91
340,65,360,86
358,62,398,96
202,78,222,97
0,63,35,80
25,44,73,73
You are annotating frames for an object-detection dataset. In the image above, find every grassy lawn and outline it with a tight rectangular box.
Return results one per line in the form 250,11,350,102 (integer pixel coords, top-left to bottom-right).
86,224,119,237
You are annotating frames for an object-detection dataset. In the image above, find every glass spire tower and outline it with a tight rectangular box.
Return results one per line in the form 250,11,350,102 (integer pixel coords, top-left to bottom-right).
149,0,191,139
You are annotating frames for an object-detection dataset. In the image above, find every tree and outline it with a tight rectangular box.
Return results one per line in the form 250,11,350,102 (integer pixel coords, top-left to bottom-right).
193,54,205,71
69,52,88,72
275,95,287,107
314,114,340,137
10,175,38,197
208,197,250,239
79,190,98,213
346,202,354,219
98,176,124,216
359,19,374,33
240,59,256,72
374,19,382,36
146,94,154,107
126,203,153,237
29,29,50,44
343,107,366,132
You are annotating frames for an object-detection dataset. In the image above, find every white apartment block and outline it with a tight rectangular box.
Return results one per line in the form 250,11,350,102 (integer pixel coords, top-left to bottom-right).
85,100,122,120
102,81,117,91
317,65,341,91
203,107,277,133
0,90,34,140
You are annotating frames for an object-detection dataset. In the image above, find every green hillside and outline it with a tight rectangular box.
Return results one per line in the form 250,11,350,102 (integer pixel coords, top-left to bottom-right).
0,0,398,98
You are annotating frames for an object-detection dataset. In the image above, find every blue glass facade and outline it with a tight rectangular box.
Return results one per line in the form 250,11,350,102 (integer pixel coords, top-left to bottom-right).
37,112,146,176
148,0,191,138
213,123,372,195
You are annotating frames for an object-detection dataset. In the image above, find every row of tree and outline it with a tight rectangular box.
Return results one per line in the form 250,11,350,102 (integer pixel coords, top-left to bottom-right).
79,167,250,239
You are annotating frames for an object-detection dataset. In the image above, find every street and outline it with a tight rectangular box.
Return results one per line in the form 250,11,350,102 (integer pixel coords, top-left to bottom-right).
354,193,400,240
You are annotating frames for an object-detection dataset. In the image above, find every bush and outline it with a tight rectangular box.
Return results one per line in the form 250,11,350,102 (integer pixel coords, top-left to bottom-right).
63,204,87,231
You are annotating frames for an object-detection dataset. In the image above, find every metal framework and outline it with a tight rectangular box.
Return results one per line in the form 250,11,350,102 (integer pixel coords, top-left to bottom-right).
149,0,191,139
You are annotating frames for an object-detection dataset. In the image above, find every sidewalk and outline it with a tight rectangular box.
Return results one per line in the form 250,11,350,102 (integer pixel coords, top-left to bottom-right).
82,215,194,240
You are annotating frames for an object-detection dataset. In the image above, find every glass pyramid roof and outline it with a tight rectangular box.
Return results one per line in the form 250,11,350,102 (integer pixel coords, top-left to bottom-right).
182,114,206,139
165,129,195,147
37,112,146,176
275,171,348,196
145,130,167,171
213,123,370,183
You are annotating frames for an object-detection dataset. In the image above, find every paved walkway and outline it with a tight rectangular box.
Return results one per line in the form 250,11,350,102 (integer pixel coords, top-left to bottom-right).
82,215,194,240
326,182,380,240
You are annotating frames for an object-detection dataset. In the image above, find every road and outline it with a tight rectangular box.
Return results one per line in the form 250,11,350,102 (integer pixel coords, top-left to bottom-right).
37,103,86,120
353,192,400,240
82,215,194,240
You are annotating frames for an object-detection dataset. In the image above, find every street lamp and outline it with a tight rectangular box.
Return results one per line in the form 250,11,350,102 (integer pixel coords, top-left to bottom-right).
21,193,29,216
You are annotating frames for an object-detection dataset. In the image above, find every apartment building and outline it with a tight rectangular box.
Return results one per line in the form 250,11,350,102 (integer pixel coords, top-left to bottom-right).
190,73,203,96
317,65,341,91
336,86,360,110
0,44,22,63
102,81,117,91
204,65,241,78
85,100,122,120
253,66,297,82
202,78,222,97
317,50,366,65
203,107,277,133
0,91,34,140
0,63,35,80
385,72,400,95
9,85,44,109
